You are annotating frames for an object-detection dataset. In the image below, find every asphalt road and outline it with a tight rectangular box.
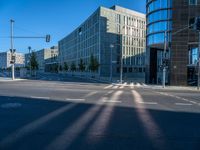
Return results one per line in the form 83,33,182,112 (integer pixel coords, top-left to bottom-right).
0,78,200,150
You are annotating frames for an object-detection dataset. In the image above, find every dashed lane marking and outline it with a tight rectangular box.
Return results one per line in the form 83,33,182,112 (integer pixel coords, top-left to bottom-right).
65,98,85,101
137,101,158,105
175,103,193,106
101,99,122,103
30,96,50,100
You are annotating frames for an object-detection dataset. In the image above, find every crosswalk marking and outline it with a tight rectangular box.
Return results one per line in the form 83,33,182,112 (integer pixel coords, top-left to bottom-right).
104,82,147,89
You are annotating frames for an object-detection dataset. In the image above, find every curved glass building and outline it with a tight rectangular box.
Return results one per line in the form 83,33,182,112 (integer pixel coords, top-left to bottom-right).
146,0,200,85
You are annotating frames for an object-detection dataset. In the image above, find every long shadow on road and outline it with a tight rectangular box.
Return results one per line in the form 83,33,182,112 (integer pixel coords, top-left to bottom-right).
0,96,200,150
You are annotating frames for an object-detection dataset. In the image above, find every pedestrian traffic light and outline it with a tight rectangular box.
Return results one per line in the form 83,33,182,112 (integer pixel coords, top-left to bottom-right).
46,34,51,42
195,17,200,31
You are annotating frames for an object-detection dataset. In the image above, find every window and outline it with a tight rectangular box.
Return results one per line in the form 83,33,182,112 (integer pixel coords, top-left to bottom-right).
189,0,197,5
189,47,198,64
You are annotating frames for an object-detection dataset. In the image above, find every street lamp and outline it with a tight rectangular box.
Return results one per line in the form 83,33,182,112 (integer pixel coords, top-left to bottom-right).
110,44,114,82
10,19,15,80
162,31,167,88
119,26,125,84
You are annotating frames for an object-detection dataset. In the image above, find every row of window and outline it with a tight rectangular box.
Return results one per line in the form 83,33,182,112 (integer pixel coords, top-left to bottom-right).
122,36,146,47
116,14,145,28
147,21,172,34
147,0,172,13
147,9,172,24
189,47,198,65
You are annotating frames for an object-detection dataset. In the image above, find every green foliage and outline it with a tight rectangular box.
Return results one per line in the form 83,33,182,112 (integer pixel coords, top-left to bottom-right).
89,54,99,72
64,62,69,71
70,62,76,72
59,65,63,71
78,59,86,72
30,52,38,70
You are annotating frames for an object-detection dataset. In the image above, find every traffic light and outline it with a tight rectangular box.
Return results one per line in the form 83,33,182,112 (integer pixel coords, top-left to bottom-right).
189,17,195,29
189,17,200,31
46,34,51,42
162,58,169,67
195,17,200,31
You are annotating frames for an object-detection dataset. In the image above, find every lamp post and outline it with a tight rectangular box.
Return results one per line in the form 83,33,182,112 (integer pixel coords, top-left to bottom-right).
119,26,125,84
110,44,114,82
10,19,15,80
197,32,200,90
162,31,167,88
28,46,32,77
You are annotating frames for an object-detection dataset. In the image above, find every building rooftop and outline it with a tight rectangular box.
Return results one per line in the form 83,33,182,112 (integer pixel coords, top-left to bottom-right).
109,5,145,18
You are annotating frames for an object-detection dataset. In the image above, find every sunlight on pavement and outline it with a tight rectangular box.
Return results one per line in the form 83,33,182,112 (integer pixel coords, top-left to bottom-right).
131,90,166,149
85,91,123,142
0,103,77,148
45,90,123,150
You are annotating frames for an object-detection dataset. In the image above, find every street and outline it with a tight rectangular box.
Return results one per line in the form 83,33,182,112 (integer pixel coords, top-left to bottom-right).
0,77,200,150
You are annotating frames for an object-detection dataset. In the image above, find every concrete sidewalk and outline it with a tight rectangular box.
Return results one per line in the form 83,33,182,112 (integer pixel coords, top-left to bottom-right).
146,84,200,91
0,77,26,82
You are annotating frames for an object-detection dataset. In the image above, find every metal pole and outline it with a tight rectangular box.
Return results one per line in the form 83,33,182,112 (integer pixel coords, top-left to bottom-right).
10,19,15,80
197,32,200,90
120,34,123,84
110,46,113,82
28,46,32,77
163,31,167,88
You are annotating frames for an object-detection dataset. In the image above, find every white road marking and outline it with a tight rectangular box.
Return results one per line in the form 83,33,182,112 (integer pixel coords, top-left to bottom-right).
84,91,97,98
1,103,22,109
137,102,158,105
30,96,50,100
130,83,134,89
156,92,199,105
104,85,113,89
101,99,122,103
175,103,193,106
113,86,119,89
119,85,124,89
65,98,85,101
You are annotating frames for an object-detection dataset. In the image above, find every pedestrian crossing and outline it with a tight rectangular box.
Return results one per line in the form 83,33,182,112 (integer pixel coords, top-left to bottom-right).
104,82,147,89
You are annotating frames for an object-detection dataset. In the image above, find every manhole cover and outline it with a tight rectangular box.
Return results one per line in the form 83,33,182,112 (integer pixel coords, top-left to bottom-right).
0,103,22,109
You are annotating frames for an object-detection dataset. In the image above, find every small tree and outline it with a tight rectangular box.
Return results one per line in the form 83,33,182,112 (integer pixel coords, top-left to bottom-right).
54,63,59,73
78,58,86,72
30,52,38,76
70,62,76,72
89,54,99,73
59,65,63,72
30,52,38,71
64,62,69,72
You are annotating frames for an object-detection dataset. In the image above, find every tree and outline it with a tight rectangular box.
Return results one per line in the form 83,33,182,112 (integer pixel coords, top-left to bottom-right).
30,51,38,71
54,63,59,73
70,62,76,72
78,58,86,72
89,54,99,73
59,65,63,72
64,62,69,72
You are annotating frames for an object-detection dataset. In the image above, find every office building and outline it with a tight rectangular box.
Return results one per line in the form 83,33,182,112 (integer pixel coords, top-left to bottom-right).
146,0,200,85
0,51,24,69
25,46,58,72
59,5,146,79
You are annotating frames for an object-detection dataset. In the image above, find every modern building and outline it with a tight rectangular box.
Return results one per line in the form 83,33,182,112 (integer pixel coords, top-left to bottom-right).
0,51,24,69
59,5,146,79
146,0,200,86
25,46,58,72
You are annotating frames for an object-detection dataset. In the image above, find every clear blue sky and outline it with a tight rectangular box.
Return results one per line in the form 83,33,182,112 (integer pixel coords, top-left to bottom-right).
0,0,146,54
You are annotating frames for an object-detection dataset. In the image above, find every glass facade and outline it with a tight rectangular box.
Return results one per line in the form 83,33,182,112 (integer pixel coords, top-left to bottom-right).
147,0,172,45
189,47,198,65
